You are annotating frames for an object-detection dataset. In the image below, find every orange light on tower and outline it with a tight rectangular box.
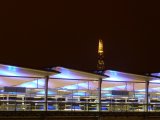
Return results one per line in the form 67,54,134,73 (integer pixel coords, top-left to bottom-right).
97,39,105,71
98,39,104,54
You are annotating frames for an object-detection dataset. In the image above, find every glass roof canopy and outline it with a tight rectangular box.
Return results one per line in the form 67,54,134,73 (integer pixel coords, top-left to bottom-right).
0,64,57,88
0,64,57,77
151,72,160,77
0,64,106,90
104,70,160,83
0,64,159,90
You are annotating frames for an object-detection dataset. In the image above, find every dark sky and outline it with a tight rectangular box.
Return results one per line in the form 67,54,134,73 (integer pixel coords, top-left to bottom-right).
0,0,160,74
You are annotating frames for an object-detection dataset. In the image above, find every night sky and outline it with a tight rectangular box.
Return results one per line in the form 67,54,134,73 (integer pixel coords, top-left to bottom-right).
0,0,160,74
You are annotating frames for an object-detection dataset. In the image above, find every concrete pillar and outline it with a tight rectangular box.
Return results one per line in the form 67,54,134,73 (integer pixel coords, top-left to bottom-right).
45,76,49,111
98,78,102,111
145,81,149,112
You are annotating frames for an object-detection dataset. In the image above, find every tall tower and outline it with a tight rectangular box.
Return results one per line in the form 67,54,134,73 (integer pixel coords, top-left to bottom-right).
97,39,105,71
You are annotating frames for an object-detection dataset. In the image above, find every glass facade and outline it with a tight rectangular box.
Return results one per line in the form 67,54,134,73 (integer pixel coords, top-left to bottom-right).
0,65,159,112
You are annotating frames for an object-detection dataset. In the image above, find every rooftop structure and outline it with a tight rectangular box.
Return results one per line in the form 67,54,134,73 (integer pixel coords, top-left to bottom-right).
0,64,159,112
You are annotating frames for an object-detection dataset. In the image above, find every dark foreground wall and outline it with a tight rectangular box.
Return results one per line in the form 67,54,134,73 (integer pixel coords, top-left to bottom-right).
0,111,159,120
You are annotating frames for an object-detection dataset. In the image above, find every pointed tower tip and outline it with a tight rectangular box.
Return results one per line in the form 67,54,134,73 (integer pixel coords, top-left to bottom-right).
98,39,104,54
97,39,105,71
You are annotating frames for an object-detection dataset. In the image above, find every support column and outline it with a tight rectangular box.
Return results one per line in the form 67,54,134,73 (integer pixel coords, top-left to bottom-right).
98,78,102,111
45,76,49,111
145,80,149,112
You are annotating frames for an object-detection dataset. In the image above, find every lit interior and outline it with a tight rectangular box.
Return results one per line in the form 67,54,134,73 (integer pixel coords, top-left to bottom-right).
0,64,160,112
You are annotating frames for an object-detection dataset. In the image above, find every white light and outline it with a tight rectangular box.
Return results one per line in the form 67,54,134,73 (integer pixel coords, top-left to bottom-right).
129,99,136,100
121,97,128,98
115,99,121,100
17,95,25,97
34,96,42,98
152,98,158,100
58,90,67,92
36,95,44,97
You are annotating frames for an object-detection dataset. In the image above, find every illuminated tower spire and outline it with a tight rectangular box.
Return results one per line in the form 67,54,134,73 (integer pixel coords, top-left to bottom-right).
98,39,104,55
97,39,105,71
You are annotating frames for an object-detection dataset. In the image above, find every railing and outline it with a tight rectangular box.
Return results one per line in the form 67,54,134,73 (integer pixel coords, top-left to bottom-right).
0,101,160,112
